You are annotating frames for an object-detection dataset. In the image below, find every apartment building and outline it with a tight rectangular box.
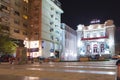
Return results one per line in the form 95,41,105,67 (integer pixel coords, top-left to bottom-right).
0,0,63,58
41,0,63,58
0,0,29,40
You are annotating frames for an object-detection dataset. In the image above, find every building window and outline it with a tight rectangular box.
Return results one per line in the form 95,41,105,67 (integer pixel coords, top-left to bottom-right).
15,1,21,7
23,22,28,28
55,25,58,27
14,29,20,33
93,44,98,53
100,32,104,37
93,33,97,37
56,11,59,14
1,0,10,3
35,32,38,35
0,5,7,11
50,28,54,32
100,44,104,52
86,45,91,53
93,47,97,53
50,35,54,40
55,37,59,41
87,33,90,38
14,19,20,25
23,15,28,19
23,0,29,3
23,7,28,12
23,32,27,35
14,11,20,16
55,17,58,20
1,25,9,31
50,15,54,18
50,21,54,25
51,7,54,10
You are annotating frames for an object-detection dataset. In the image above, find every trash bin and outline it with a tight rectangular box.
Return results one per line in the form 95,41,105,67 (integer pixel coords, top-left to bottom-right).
116,60,120,80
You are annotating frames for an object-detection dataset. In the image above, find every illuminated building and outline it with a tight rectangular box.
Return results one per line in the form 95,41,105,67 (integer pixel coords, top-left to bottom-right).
22,0,63,58
0,0,63,58
76,20,115,58
0,0,29,40
40,0,63,58
61,23,77,61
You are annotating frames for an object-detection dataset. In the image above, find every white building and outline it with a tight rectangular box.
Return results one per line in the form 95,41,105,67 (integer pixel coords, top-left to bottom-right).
76,20,115,58
24,0,63,58
41,0,63,58
61,23,77,61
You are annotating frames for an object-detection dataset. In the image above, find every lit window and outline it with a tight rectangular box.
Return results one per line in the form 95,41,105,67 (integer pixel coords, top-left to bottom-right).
23,0,28,3
23,15,28,19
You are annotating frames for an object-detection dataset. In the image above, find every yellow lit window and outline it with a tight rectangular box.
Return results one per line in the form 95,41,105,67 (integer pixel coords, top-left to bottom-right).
23,0,28,3
23,15,28,19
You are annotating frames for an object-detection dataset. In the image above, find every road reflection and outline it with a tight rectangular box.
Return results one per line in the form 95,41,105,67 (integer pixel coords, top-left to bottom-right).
26,67,115,75
24,76,40,80
64,65,116,69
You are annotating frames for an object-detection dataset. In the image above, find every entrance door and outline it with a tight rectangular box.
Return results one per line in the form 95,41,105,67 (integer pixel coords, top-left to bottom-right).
93,44,98,54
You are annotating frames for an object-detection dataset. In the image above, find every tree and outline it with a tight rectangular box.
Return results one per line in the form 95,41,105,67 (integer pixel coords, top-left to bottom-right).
0,36,17,54
0,25,17,54
3,40,17,54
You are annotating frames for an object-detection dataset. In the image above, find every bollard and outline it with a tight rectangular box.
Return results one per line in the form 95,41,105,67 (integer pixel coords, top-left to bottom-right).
116,60,120,80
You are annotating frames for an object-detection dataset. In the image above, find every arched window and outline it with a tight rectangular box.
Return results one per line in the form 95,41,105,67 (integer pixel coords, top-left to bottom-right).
100,44,104,52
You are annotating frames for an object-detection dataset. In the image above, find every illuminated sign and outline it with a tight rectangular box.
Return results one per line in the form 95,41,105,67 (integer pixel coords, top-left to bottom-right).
90,19,100,24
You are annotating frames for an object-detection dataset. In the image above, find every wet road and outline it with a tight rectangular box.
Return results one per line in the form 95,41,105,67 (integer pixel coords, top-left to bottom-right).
0,60,117,80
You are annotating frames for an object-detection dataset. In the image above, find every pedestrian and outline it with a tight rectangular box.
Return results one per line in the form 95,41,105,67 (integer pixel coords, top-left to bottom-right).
9,57,13,64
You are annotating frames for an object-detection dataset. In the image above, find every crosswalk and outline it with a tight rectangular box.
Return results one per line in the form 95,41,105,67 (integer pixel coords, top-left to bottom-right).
28,60,117,75
0,60,117,80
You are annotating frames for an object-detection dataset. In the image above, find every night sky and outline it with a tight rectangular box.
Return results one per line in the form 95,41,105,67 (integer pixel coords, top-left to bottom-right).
60,0,120,30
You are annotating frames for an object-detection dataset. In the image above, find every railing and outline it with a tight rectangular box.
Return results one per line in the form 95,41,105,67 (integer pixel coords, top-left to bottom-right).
81,36,109,40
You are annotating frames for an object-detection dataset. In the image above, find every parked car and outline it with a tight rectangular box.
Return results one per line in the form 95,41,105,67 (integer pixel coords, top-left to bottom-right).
0,54,13,62
112,55,120,60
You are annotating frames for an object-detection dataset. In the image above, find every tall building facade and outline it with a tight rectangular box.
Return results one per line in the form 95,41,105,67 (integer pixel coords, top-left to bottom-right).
0,0,63,58
40,0,63,58
61,23,77,61
0,0,29,40
76,20,115,58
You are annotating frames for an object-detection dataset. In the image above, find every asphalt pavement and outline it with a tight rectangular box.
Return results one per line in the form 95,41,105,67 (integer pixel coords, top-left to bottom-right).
0,60,117,80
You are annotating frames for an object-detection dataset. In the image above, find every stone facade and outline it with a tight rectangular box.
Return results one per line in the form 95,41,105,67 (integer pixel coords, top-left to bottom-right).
76,20,115,58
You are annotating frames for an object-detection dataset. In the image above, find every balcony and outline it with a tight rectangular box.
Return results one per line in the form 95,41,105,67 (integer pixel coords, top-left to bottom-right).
81,36,109,40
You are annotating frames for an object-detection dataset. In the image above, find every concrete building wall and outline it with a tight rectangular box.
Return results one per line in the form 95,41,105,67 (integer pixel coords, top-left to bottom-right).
0,0,29,40
61,23,77,61
0,0,63,58
41,0,63,58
